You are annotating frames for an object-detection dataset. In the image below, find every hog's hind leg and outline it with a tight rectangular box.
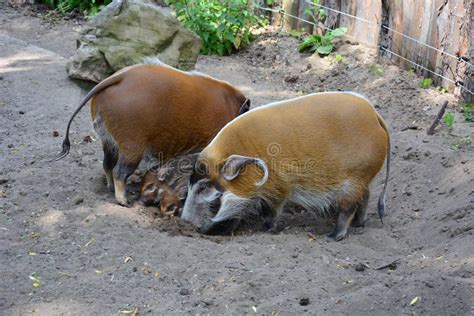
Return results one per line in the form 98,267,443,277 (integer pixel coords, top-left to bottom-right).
351,191,369,227
102,141,118,192
113,153,141,206
326,197,358,241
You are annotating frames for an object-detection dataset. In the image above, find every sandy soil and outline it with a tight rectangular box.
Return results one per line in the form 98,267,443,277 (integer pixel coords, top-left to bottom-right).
1,3,473,315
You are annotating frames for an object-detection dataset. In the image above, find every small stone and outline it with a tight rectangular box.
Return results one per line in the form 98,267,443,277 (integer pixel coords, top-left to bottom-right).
73,197,84,205
284,75,299,83
299,297,310,306
180,288,190,296
354,263,366,272
83,135,93,143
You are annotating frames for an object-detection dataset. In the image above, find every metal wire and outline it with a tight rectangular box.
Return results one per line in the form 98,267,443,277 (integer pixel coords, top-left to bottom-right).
254,3,332,31
305,1,474,69
304,0,376,25
383,47,474,95
381,25,473,69
252,2,473,95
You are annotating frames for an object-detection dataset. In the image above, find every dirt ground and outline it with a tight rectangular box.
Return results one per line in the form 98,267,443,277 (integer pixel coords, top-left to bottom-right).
1,3,473,315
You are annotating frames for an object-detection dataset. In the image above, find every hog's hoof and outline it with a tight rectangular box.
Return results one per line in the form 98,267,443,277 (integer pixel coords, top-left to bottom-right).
107,184,115,192
350,217,366,228
115,197,129,207
326,229,347,242
266,218,286,234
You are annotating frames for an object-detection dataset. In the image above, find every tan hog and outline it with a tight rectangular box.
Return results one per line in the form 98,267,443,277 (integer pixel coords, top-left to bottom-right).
181,92,390,240
56,60,250,205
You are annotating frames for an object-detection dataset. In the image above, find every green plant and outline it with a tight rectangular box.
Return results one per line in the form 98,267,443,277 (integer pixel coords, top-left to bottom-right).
443,112,455,129
298,27,347,55
436,86,448,93
369,64,384,75
463,103,474,122
420,78,433,89
167,0,266,55
298,0,345,56
41,0,111,16
289,30,303,38
334,53,343,62
304,0,326,22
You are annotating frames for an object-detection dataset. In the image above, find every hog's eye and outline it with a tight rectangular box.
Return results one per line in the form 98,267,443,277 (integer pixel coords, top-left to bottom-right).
145,184,156,192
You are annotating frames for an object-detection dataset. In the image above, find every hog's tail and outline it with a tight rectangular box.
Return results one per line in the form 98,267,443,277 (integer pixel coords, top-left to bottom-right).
55,70,125,161
376,114,391,225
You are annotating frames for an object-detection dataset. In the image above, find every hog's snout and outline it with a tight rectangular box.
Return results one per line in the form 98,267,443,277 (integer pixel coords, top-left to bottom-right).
139,198,155,207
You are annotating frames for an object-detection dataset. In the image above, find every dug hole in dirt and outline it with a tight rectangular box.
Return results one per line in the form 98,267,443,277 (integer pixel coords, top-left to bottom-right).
0,4,473,315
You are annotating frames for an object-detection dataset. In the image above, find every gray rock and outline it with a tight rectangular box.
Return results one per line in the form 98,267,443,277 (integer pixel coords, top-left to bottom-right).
67,0,201,82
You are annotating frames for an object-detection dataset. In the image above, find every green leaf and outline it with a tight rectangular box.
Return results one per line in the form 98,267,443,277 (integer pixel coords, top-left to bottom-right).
463,103,474,122
319,9,327,19
234,35,242,49
216,43,225,55
289,30,302,38
420,78,433,89
317,45,334,55
201,32,210,42
298,35,322,52
369,64,384,75
323,33,335,42
224,32,235,43
330,27,347,37
443,112,455,128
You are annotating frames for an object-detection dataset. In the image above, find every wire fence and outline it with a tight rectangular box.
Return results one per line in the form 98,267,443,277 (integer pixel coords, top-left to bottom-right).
305,1,474,69
253,1,473,96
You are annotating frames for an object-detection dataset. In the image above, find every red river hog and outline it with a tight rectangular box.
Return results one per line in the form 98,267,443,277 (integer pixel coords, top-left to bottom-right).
181,92,390,240
56,60,250,206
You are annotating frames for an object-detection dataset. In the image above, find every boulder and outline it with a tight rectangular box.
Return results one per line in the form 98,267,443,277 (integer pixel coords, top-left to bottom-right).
66,0,201,82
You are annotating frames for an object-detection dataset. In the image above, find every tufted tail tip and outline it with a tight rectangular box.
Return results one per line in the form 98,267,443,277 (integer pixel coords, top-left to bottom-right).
55,138,71,161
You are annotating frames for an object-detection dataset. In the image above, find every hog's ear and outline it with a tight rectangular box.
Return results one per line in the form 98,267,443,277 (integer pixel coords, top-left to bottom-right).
239,99,250,115
221,155,269,187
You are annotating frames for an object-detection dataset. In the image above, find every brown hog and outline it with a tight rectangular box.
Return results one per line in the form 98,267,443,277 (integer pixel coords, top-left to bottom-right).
56,60,250,205
140,152,198,215
182,92,390,241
